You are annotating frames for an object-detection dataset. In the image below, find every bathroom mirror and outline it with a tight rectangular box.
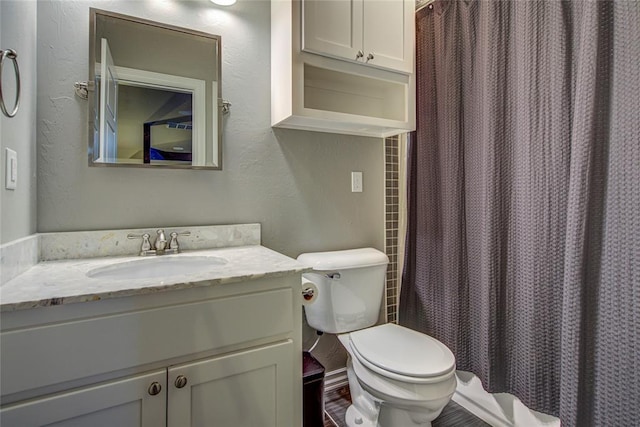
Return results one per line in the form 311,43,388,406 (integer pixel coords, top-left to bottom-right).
88,9,222,169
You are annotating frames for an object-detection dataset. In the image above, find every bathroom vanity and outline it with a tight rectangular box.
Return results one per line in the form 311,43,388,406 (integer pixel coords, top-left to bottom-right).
0,225,307,427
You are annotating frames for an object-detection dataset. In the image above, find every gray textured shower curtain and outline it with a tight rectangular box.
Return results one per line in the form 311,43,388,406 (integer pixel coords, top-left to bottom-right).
399,1,639,425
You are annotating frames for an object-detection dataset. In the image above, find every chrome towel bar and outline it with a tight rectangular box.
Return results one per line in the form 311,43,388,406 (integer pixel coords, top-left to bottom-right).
0,48,20,118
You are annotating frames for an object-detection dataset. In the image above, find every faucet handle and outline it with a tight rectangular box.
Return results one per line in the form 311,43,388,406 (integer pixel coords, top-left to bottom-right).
127,233,153,255
169,231,191,251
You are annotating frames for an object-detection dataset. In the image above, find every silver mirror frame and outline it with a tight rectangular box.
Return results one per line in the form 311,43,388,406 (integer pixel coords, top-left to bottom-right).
88,8,223,170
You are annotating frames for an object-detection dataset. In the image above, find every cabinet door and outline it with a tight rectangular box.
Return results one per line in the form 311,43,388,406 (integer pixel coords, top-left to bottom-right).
362,0,414,73
302,0,364,62
0,370,166,427
168,340,294,427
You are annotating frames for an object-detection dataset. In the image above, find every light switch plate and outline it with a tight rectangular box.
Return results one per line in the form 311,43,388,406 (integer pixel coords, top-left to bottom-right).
5,148,17,190
351,171,363,193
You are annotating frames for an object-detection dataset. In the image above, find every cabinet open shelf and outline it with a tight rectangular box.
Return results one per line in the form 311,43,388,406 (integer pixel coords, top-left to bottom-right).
304,64,406,122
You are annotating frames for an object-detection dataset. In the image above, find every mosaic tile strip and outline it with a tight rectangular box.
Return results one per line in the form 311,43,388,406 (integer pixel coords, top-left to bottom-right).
384,136,400,324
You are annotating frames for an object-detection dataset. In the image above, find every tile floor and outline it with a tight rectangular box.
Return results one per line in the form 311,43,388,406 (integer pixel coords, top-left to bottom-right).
322,385,490,427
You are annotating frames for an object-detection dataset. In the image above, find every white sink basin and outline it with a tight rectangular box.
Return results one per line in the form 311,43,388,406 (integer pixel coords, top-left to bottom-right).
87,255,228,280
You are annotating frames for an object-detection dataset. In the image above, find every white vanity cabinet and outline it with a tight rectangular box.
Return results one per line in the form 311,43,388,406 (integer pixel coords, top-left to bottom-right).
168,341,294,426
302,0,414,74
0,275,302,427
2,342,294,427
272,0,415,137
0,370,167,427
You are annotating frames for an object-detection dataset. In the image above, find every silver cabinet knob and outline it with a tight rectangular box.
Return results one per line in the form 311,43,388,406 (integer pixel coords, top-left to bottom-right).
174,375,188,389
148,381,162,396
366,53,374,63
355,50,364,60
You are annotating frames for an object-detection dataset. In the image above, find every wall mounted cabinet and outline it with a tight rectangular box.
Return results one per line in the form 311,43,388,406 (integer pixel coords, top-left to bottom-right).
272,0,415,138
302,0,414,74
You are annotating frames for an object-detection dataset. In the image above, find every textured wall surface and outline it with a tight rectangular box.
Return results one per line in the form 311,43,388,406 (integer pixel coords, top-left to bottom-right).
0,0,38,244
36,0,385,371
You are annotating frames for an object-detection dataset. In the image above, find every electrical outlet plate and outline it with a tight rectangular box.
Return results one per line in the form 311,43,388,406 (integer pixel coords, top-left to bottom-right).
5,148,17,190
351,171,363,193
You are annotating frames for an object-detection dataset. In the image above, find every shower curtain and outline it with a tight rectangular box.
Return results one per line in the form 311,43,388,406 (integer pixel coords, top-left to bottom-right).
399,1,639,425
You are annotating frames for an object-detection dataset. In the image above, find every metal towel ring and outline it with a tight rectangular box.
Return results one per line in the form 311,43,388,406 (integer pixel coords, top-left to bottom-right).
0,49,21,118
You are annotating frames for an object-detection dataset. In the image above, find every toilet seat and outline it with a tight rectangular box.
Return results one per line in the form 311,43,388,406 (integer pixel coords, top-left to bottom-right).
348,324,455,384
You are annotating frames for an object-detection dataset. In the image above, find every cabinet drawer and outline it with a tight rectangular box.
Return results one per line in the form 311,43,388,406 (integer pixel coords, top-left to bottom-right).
1,287,293,397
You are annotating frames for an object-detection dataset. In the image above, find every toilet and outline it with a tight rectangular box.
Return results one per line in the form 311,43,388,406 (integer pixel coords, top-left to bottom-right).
298,248,456,427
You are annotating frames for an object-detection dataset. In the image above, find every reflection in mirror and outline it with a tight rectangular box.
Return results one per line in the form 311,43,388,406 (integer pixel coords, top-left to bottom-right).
89,9,222,169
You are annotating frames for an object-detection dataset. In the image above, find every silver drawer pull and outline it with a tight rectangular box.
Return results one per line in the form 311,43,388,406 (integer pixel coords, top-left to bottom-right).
148,381,162,396
175,375,188,389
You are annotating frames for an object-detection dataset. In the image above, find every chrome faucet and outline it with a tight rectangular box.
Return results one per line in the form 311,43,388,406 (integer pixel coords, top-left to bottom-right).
154,229,168,253
128,229,191,256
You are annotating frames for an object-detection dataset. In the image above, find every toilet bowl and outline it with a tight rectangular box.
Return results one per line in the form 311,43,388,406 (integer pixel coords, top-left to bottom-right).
339,323,456,427
297,248,457,427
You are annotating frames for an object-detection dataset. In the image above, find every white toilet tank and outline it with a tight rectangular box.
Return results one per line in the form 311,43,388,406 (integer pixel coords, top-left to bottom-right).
297,248,389,334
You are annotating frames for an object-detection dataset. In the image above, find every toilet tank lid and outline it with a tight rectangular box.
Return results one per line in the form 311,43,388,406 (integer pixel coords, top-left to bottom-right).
297,248,389,271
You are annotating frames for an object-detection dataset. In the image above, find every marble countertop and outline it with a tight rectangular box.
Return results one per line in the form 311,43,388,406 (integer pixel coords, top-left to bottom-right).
0,245,310,312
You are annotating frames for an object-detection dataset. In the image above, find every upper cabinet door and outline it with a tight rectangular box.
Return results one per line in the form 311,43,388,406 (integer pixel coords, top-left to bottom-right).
302,0,413,74
303,0,364,62
362,0,414,73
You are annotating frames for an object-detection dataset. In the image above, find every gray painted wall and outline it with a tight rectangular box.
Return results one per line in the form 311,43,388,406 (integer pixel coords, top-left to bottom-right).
0,0,38,244
36,0,385,371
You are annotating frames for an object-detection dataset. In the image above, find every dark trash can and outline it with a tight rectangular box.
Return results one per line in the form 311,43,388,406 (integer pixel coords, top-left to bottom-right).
303,351,325,427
